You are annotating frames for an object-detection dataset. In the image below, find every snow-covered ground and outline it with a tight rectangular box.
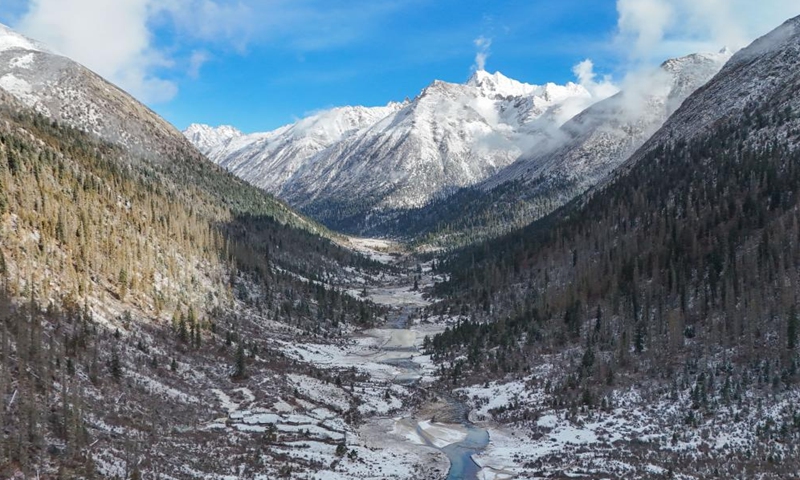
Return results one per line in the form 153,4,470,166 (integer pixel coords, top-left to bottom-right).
455,358,800,479
264,238,478,477
345,237,400,264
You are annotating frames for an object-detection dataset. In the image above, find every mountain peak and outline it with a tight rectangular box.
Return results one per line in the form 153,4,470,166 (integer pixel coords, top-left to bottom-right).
466,69,504,85
183,124,243,155
660,49,733,72
0,22,50,54
185,123,242,136
466,69,538,97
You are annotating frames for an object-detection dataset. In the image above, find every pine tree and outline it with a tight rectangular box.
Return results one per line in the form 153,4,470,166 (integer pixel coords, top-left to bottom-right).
178,313,188,344
117,268,128,299
233,342,246,379
110,348,122,381
194,320,201,348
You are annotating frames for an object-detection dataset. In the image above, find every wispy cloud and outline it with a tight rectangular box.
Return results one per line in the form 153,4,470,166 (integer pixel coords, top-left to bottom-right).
15,0,178,103
572,59,618,99
187,50,210,79
8,0,425,104
615,0,800,63
473,36,492,71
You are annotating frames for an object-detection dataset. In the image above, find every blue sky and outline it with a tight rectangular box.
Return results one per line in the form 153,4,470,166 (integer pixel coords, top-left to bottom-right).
2,0,800,133
158,1,619,132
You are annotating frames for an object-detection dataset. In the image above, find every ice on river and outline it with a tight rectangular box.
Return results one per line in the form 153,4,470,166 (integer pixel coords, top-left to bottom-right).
418,420,469,449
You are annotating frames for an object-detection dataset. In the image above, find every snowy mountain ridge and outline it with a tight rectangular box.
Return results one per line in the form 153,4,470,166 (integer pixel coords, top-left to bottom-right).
188,70,609,231
485,49,733,191
0,23,49,54
194,101,409,196
184,123,243,156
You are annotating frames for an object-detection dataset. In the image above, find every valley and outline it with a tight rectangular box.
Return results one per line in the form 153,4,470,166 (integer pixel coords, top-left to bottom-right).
2,7,800,480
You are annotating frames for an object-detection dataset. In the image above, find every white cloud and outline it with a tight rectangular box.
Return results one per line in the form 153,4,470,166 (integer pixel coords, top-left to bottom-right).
188,50,210,79
16,0,178,103
161,0,255,51
616,0,675,58
473,35,492,72
616,0,800,62
572,59,619,100
10,0,424,104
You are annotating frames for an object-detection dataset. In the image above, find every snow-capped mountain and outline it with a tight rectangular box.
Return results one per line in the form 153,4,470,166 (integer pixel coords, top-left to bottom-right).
0,23,193,160
382,50,733,246
624,17,800,163
183,123,243,156
193,102,407,195
486,50,732,193
189,70,610,231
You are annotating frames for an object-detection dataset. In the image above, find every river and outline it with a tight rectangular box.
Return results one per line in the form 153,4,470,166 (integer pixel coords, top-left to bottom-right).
343,238,491,479
372,289,490,479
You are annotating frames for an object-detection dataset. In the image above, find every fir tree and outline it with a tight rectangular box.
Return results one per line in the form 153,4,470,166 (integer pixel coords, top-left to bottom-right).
233,342,247,379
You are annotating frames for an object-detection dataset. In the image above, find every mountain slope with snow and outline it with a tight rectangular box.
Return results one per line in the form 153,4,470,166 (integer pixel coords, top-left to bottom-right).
184,123,243,155
0,23,197,161
620,18,800,165
189,71,612,232
486,50,731,194
195,102,407,195
387,50,731,246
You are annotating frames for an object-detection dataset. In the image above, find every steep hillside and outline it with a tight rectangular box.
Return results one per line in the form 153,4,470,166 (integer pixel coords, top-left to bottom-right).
0,87,404,476
0,23,192,163
423,15,800,478
189,71,611,233
388,51,730,248
0,24,445,479
0,24,339,239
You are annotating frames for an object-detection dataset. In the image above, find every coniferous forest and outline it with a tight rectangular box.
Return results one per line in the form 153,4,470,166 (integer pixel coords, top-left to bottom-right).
3,10,800,480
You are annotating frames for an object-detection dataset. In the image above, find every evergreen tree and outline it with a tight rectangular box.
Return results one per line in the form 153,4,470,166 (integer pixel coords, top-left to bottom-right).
178,313,188,344
110,348,122,381
233,342,246,379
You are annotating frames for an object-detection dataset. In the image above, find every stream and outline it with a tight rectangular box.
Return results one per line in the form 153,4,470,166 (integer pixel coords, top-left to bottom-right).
344,238,492,479
378,298,490,479
442,427,491,480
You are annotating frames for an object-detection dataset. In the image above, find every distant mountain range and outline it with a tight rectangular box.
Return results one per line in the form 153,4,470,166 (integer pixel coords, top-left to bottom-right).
187,70,613,231
187,52,730,239
386,50,731,246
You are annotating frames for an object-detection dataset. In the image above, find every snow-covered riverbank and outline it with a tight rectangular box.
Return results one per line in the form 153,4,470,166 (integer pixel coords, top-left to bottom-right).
270,237,493,479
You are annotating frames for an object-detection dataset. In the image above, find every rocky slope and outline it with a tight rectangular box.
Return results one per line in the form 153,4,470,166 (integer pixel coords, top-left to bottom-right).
0,23,200,162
